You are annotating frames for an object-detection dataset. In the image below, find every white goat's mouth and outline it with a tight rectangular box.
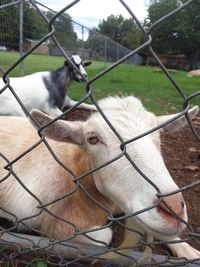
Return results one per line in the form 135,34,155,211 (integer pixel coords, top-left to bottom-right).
135,209,186,239
108,210,186,248
137,217,181,237
74,73,87,82
74,75,83,82
157,205,182,226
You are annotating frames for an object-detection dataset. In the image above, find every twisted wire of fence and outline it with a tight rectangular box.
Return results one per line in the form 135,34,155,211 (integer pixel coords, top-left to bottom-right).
0,0,200,266
0,0,141,69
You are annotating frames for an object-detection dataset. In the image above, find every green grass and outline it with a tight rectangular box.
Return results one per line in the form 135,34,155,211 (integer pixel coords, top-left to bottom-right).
0,51,64,75
0,51,199,114
36,260,47,267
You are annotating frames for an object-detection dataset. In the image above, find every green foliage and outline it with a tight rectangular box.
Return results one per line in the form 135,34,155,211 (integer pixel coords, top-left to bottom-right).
23,2,48,41
147,0,200,69
46,11,78,50
0,0,48,50
94,14,143,50
36,260,47,267
0,1,77,51
85,30,106,60
0,0,19,50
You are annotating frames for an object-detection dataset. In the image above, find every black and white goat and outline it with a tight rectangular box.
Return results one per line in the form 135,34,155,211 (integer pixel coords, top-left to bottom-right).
0,55,93,117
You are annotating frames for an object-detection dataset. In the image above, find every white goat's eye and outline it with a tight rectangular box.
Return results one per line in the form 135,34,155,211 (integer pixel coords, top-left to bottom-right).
87,136,99,145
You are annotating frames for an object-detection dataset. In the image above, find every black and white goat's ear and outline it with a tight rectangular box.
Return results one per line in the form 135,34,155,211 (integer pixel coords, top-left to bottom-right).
157,106,199,132
30,109,84,145
64,60,73,70
83,60,92,67
64,60,69,66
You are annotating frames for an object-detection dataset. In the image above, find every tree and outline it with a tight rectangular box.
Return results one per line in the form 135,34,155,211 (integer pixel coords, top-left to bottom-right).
0,1,48,50
0,0,19,50
46,11,78,50
85,30,106,60
96,14,143,50
23,2,47,41
0,1,77,51
147,0,200,70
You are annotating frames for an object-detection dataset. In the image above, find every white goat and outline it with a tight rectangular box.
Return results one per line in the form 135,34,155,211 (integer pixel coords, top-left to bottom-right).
0,96,199,260
0,55,93,117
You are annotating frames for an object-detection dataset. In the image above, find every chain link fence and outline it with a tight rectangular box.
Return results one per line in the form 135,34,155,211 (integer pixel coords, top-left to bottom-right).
0,0,200,266
0,0,142,76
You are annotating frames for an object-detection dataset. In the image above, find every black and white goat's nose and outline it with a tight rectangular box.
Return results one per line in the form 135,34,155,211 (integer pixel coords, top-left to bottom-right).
78,74,87,81
83,74,88,80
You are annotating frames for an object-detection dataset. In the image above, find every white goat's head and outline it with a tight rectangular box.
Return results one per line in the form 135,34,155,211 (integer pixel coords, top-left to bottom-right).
31,96,199,240
65,54,92,82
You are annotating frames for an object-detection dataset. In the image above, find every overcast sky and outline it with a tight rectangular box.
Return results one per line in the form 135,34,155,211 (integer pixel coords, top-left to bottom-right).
39,0,149,28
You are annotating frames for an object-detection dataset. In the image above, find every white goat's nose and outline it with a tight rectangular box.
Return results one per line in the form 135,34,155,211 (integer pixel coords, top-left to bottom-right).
157,194,185,222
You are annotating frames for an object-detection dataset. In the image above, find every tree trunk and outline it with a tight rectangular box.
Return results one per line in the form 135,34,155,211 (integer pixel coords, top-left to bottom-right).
186,50,200,70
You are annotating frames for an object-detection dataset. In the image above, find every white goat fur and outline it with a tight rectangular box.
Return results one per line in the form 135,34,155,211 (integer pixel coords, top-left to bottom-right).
0,95,199,260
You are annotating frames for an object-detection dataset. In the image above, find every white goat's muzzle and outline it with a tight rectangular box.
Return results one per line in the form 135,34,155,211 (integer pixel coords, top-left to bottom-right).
135,192,187,239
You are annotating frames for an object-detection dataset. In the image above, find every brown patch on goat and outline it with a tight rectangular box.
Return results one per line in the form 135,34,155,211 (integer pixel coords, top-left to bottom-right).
0,116,121,241
38,145,120,240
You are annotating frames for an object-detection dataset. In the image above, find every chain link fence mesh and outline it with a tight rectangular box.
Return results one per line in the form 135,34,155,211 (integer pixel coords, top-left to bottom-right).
0,0,200,266
0,0,142,70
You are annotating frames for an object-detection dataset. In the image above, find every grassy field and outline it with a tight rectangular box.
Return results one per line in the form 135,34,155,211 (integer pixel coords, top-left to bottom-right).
0,51,199,114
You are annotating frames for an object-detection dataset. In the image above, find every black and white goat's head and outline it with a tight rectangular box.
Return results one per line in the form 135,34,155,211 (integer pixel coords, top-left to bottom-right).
65,54,92,82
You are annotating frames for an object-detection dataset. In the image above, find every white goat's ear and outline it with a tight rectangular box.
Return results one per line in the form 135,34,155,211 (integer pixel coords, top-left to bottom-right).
157,106,199,132
83,60,92,67
30,109,84,145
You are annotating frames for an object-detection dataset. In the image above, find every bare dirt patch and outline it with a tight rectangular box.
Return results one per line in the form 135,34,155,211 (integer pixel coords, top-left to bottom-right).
161,114,200,251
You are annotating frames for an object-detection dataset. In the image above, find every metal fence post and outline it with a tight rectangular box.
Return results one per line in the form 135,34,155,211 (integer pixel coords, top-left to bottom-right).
19,0,24,76
105,37,108,68
81,25,84,51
